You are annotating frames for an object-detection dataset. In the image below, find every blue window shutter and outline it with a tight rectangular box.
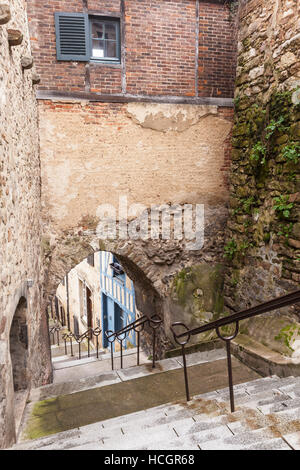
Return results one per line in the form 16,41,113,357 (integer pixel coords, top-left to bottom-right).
55,12,89,61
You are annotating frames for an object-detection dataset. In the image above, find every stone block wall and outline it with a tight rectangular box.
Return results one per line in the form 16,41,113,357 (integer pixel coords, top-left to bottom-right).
0,0,51,449
223,0,300,357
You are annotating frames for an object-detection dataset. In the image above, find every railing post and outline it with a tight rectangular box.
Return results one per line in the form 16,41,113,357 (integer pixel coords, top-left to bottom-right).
70,335,73,357
111,342,114,370
137,330,140,366
216,321,239,413
170,322,191,402
226,340,235,413
182,344,190,402
148,315,162,369
120,339,123,369
106,330,115,371
93,327,101,360
152,328,156,369
133,320,145,367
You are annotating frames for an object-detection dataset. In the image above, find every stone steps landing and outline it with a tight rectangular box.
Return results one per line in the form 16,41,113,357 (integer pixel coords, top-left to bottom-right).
11,375,300,450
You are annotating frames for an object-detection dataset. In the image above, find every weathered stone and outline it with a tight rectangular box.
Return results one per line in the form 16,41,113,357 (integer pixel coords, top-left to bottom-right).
224,0,300,357
288,239,300,249
7,29,23,46
0,0,51,450
290,122,300,139
21,56,33,70
0,4,10,24
292,223,300,240
32,73,40,85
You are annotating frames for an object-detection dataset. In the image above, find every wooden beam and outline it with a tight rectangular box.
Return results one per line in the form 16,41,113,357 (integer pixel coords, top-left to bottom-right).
36,90,234,108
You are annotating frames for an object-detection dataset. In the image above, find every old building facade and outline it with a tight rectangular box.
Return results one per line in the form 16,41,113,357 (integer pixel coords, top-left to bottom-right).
1,0,299,450
55,251,138,349
25,0,237,353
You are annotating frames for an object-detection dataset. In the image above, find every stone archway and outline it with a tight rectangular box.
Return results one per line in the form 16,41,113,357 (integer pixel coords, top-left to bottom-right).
9,297,29,392
9,297,30,440
43,202,229,358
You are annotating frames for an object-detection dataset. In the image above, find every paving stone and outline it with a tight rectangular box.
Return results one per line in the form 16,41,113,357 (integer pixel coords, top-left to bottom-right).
30,371,121,401
11,346,300,451
175,349,227,367
282,431,300,450
258,397,300,415
199,427,278,450
244,438,291,451
116,358,181,381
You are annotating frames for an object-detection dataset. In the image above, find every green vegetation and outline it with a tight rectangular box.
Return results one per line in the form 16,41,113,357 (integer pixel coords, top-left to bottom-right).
281,142,300,164
273,195,294,219
275,325,300,353
224,239,238,260
250,141,267,165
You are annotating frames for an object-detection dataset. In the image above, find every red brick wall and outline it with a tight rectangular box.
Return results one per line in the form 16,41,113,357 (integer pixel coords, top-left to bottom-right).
198,2,236,98
125,0,196,96
26,0,236,98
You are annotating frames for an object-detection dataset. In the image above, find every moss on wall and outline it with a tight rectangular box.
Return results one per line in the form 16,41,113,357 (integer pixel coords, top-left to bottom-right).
170,264,225,340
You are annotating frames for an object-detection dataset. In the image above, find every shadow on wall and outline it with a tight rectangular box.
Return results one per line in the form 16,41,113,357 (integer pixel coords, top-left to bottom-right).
9,297,29,392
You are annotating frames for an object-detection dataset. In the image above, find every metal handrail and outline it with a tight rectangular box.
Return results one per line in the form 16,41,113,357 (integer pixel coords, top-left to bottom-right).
171,289,300,412
60,327,103,360
106,314,149,339
105,313,163,370
49,323,62,346
50,311,164,370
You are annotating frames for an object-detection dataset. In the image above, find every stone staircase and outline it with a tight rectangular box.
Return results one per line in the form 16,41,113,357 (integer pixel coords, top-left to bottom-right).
10,347,300,450
48,323,151,383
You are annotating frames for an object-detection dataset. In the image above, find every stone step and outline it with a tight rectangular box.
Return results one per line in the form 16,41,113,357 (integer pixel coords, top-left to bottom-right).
53,355,100,369
199,427,291,450
52,347,141,368
29,370,122,402
258,397,300,415
12,373,300,451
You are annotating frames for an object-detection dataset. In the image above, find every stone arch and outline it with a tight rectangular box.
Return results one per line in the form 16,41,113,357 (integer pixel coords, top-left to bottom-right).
46,234,170,355
9,297,29,392
44,217,227,357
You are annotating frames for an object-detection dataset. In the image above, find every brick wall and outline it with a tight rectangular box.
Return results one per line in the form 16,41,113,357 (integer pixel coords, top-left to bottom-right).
26,0,236,98
198,2,236,97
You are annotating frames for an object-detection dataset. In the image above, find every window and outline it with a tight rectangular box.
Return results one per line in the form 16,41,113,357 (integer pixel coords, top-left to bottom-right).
87,253,94,267
110,255,125,281
90,18,120,62
55,12,120,63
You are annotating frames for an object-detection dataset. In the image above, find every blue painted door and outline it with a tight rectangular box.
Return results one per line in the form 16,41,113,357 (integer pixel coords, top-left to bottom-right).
103,294,114,347
102,294,124,348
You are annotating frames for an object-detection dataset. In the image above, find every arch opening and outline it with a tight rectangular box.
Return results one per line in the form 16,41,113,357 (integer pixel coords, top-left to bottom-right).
48,249,164,381
9,297,29,392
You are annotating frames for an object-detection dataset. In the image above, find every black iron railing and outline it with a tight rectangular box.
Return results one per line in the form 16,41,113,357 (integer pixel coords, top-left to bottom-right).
50,313,163,369
49,323,62,346
62,327,102,360
171,289,300,412
106,314,163,370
